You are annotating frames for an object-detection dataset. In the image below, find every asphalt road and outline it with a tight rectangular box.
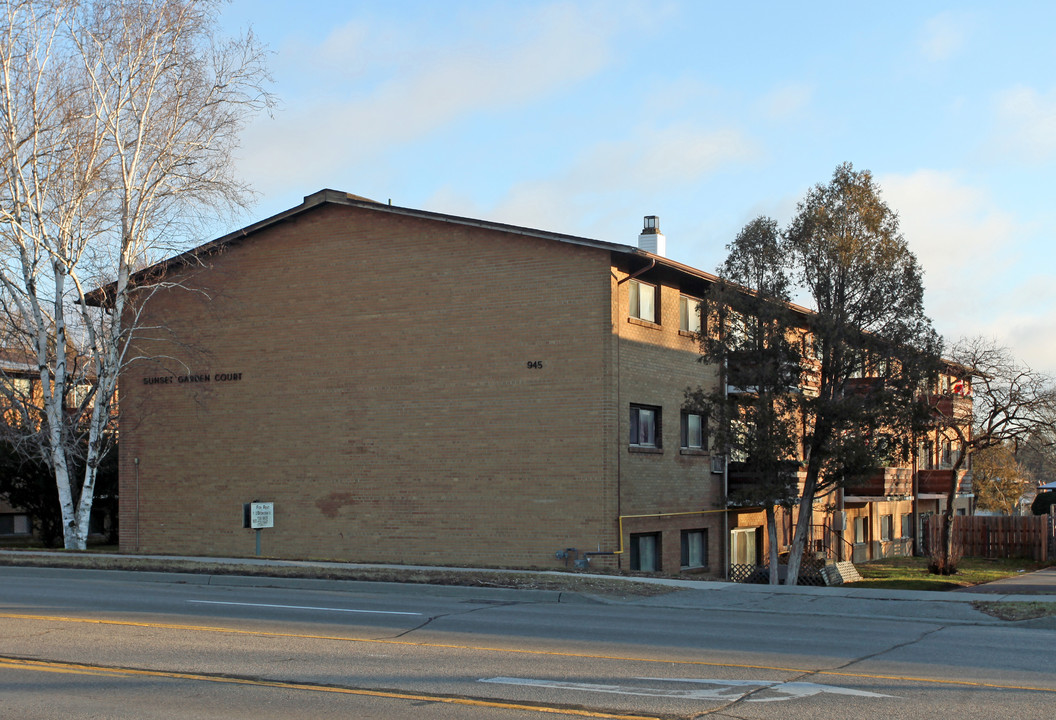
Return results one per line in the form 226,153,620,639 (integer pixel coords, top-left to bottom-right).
2,566,1055,719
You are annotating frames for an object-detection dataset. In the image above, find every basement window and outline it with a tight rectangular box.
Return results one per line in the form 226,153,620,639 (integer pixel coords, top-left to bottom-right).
0,513,31,535
681,529,708,569
630,532,660,572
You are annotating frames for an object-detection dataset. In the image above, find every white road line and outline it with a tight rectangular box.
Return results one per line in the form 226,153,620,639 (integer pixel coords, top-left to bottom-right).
188,600,422,616
480,677,896,703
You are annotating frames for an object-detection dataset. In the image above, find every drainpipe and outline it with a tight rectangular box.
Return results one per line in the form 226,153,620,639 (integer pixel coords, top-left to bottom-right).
836,485,844,562
134,456,140,552
723,364,730,580
911,433,920,556
615,258,656,287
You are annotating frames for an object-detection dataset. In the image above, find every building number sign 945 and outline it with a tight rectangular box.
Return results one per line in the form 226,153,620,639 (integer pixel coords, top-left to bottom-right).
526,360,544,369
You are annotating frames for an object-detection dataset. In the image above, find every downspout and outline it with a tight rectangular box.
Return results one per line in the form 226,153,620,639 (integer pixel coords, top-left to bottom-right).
134,456,140,552
723,362,730,580
911,432,919,556
617,258,657,286
836,485,845,562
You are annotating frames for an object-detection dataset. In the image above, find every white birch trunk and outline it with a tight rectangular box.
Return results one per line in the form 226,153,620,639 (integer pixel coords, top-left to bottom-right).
0,0,270,551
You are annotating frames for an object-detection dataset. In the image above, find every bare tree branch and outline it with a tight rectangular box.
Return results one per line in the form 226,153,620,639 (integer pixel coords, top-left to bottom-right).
0,0,271,549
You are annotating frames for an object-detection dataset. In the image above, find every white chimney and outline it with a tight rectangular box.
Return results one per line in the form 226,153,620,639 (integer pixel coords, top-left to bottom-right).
638,215,666,257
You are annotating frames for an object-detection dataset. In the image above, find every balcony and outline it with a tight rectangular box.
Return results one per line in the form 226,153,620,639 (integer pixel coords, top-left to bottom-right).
927,393,973,420
843,467,913,499
726,462,805,506
918,469,971,495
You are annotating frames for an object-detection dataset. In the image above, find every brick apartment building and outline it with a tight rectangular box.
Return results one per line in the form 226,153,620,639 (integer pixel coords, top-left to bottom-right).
112,190,971,575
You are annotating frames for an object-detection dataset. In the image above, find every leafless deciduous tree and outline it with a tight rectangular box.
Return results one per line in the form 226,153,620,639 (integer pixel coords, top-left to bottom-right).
932,337,1056,572
0,0,271,549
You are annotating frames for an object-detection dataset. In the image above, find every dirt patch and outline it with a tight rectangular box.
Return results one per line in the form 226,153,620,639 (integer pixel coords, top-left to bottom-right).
973,601,1056,621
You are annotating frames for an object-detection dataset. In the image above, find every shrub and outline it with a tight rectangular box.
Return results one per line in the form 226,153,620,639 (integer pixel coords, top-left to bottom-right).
928,544,962,576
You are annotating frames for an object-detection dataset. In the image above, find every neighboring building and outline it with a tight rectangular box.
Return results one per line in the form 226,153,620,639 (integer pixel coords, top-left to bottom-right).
726,365,974,570
108,190,972,575
0,351,43,542
0,345,116,545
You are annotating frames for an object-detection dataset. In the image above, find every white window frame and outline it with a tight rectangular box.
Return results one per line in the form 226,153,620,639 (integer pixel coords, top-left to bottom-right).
854,516,868,545
730,527,758,566
628,279,657,323
679,295,701,333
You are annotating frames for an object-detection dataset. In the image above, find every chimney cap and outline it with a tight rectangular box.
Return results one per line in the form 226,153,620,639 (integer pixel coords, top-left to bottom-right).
642,215,660,234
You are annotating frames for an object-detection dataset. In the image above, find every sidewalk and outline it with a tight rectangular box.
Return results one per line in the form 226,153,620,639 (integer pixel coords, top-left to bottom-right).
4,549,1056,627
954,565,1056,595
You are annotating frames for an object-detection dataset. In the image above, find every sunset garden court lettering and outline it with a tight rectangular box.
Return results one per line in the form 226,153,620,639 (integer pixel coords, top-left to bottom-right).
142,372,243,386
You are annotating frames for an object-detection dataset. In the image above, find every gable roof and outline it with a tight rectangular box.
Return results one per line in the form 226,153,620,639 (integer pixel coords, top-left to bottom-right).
83,188,973,374
85,188,820,320
88,189,701,305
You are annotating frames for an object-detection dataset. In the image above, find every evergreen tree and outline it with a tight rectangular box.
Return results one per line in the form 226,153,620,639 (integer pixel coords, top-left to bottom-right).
782,163,940,584
687,217,801,584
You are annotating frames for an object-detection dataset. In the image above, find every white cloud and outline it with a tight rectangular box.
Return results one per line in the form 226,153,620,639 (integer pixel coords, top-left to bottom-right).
879,170,1056,373
880,170,1015,286
236,2,626,193
992,85,1056,163
485,124,760,235
918,12,970,62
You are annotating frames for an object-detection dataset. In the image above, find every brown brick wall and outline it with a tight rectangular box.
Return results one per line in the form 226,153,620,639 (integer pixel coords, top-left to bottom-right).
120,204,620,567
119,201,736,575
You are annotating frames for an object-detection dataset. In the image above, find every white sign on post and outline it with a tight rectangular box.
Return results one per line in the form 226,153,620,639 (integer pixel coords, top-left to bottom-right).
249,502,274,529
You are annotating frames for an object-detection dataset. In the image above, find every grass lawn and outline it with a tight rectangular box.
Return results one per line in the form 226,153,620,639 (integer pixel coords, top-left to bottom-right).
847,556,1052,592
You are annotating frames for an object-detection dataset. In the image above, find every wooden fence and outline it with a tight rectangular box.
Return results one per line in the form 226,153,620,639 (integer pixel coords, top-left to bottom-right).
923,515,1050,561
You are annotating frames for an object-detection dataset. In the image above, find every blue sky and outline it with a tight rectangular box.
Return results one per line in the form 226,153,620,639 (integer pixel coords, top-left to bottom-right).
216,1,1056,374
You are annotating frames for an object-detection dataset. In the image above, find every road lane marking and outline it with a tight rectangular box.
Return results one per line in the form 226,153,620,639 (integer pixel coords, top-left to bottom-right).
0,657,660,720
187,600,422,616
2,612,1055,695
482,677,895,703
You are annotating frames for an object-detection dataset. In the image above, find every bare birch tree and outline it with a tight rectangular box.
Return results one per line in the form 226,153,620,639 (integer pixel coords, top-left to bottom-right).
0,0,270,549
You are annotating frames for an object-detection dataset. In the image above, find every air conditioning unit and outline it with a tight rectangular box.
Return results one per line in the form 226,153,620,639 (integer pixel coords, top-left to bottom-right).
831,511,846,532
710,455,726,474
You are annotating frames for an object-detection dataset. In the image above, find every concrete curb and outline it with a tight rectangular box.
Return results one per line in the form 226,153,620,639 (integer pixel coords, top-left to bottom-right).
3,550,1056,612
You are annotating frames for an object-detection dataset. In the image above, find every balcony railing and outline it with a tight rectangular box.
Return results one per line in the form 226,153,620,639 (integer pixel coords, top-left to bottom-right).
926,392,973,419
726,463,805,505
843,467,913,498
726,465,971,504
918,469,971,495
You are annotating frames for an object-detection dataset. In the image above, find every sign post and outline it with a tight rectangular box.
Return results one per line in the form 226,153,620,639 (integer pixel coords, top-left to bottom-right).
242,502,274,556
